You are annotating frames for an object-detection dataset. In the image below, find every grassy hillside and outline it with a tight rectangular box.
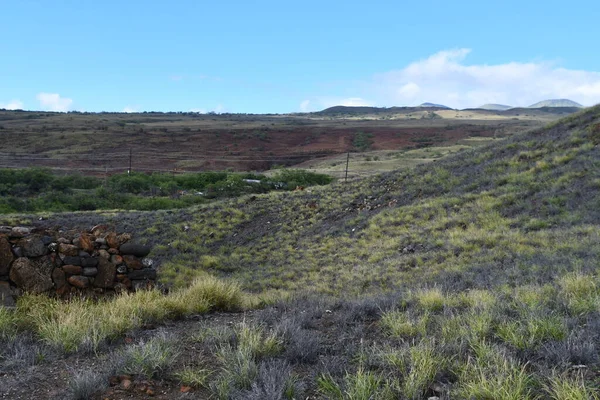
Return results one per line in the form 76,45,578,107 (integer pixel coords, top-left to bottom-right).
2,105,600,399
147,105,600,295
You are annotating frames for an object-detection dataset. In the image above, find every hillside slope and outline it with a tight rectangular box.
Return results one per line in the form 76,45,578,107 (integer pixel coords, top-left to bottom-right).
139,105,600,295
36,105,600,295
4,105,600,399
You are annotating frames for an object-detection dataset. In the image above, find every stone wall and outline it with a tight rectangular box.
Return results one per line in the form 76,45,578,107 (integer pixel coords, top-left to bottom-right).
0,224,156,307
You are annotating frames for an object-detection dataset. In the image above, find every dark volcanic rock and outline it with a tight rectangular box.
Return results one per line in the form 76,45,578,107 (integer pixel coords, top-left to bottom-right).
123,255,143,270
63,256,81,266
127,269,157,280
52,268,67,289
120,243,151,258
18,235,47,257
0,281,15,307
81,257,98,268
9,257,54,293
62,265,83,275
83,267,98,276
0,236,14,276
68,275,90,289
12,246,23,258
58,243,79,256
94,257,116,288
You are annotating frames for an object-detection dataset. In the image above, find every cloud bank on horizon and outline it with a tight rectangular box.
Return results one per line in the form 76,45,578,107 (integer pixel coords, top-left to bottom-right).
306,49,600,112
35,93,74,112
3,49,600,113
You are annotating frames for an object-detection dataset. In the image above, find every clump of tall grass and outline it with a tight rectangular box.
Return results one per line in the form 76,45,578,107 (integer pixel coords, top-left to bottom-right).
544,373,600,400
209,322,283,399
0,306,17,339
454,341,535,399
121,333,178,378
558,273,600,315
13,276,245,352
317,367,392,400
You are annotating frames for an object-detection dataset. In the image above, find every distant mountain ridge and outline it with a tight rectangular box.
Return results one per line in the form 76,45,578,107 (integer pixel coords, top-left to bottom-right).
478,104,512,111
418,102,452,109
528,99,583,108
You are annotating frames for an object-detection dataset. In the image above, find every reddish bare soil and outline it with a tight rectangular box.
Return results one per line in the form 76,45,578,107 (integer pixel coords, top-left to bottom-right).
0,110,542,174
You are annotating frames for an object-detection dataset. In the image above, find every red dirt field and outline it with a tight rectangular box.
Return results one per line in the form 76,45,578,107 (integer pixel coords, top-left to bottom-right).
0,110,544,174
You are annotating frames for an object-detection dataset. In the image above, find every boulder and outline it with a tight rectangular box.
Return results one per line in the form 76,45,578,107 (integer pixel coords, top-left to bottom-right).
12,247,23,258
41,236,53,246
11,226,31,237
18,235,47,257
68,275,90,289
123,255,143,270
105,232,119,249
58,243,79,257
127,269,157,280
78,234,95,253
0,236,14,276
52,268,67,289
97,250,111,259
142,258,155,269
120,243,151,258
9,257,54,294
63,256,81,266
91,224,109,237
62,265,83,275
111,255,123,265
81,257,99,268
0,281,15,307
82,267,98,277
117,233,132,246
108,248,119,255
94,258,116,288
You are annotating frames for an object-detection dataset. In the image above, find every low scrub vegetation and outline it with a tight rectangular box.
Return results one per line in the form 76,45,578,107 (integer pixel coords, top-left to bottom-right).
0,168,333,213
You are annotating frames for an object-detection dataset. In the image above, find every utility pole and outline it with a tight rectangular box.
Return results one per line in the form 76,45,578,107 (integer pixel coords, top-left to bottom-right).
344,152,350,182
128,148,132,175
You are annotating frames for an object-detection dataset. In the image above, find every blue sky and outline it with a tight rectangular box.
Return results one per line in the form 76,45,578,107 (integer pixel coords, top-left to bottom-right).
1,0,599,113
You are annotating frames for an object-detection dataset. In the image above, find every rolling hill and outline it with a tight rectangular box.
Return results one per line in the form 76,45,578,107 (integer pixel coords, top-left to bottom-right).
477,103,512,111
529,98,583,108
417,102,452,109
2,105,600,399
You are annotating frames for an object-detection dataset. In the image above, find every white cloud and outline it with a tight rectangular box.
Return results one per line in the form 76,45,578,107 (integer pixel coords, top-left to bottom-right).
36,93,73,112
0,99,24,110
122,106,139,113
368,49,600,108
338,97,373,107
300,100,310,112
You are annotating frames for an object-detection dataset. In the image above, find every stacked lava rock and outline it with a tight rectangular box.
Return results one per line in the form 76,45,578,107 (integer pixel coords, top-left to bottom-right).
0,225,156,307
